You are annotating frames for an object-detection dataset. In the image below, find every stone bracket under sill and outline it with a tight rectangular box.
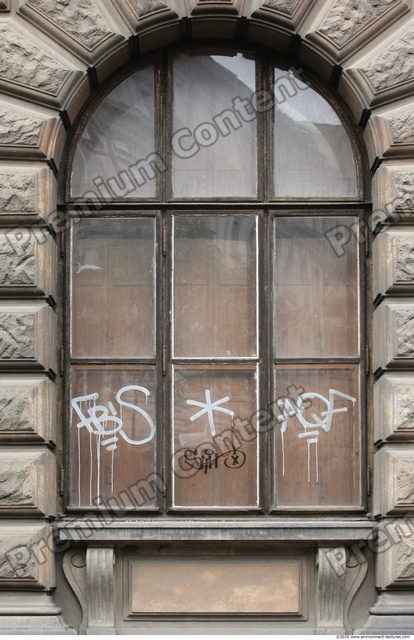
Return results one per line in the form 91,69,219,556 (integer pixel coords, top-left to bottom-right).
56,519,374,543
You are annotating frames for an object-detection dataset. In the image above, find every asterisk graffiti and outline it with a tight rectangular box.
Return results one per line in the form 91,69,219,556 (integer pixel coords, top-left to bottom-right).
186,389,234,436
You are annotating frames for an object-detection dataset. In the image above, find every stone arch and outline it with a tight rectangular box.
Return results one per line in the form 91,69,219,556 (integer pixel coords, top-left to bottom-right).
1,0,414,634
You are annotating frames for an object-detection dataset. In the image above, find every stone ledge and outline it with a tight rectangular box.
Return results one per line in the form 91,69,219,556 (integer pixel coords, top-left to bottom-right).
57,519,374,542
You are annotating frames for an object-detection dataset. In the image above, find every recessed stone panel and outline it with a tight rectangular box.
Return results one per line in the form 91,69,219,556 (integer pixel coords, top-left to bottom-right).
0,448,56,516
374,374,414,444
0,302,57,373
127,556,306,616
373,229,414,299
0,375,56,443
373,446,414,516
373,300,414,372
0,523,55,589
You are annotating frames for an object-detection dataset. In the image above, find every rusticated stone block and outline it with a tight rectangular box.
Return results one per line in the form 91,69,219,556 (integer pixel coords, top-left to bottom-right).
0,100,63,162
0,376,56,443
373,300,414,372
305,0,408,73
373,446,414,516
17,0,127,77
0,21,84,108
370,163,414,231
0,448,56,516
375,520,414,588
0,230,57,300
374,374,414,444
364,107,414,166
0,302,57,373
0,523,55,589
0,165,56,221
373,229,414,299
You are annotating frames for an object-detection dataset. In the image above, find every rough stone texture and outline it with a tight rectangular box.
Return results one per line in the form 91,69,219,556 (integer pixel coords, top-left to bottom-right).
0,235,35,287
0,376,56,442
0,107,44,147
24,0,111,51
394,172,414,209
373,300,414,371
373,447,414,516
0,174,36,213
374,374,414,443
318,0,400,48
0,312,34,360
0,23,70,97
0,523,55,589
397,536,414,582
390,110,414,143
0,231,57,299
0,448,56,516
372,229,414,298
0,166,56,221
0,303,56,372
361,28,414,93
396,239,414,281
131,0,168,15
396,310,414,357
262,0,301,15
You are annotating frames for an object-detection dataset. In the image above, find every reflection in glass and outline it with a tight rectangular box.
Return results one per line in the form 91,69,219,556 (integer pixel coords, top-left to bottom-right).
173,53,257,198
69,366,157,508
274,217,358,358
274,365,360,507
72,218,156,358
173,216,257,357
274,68,358,197
72,65,156,199
172,366,258,508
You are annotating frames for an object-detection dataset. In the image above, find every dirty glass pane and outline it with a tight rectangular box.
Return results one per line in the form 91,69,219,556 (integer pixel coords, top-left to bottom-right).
173,53,257,198
274,365,360,507
72,65,156,199
69,366,157,509
172,366,258,509
72,218,155,358
274,217,358,358
273,68,358,198
173,216,257,358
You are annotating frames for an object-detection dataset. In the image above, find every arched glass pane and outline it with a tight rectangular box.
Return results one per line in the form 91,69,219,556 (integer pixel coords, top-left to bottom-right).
274,69,358,198
72,65,157,200
173,53,257,198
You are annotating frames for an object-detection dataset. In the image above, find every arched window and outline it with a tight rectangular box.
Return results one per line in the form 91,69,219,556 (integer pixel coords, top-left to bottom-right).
66,48,365,513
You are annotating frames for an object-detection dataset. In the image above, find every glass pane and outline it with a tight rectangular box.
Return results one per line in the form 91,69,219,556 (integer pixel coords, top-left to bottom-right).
69,366,157,509
72,218,156,358
174,216,257,358
274,217,358,358
72,65,157,199
274,365,360,507
172,366,258,509
173,53,257,198
274,68,358,198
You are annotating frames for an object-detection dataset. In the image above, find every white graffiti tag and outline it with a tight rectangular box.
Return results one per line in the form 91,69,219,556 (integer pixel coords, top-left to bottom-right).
276,388,357,482
71,385,155,451
186,389,234,437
